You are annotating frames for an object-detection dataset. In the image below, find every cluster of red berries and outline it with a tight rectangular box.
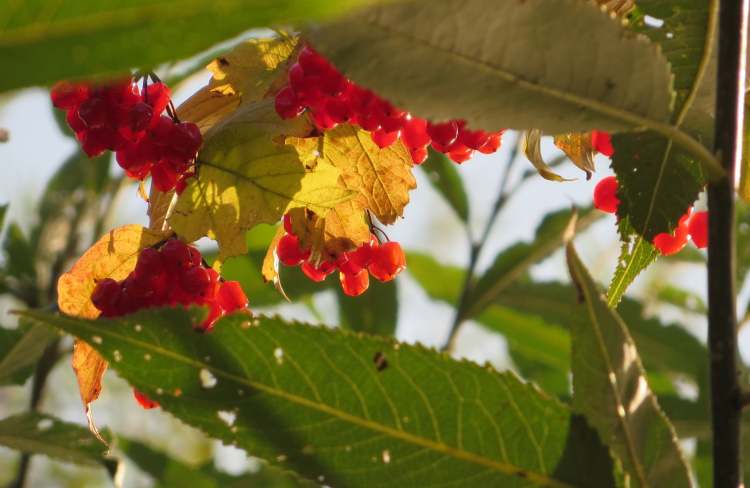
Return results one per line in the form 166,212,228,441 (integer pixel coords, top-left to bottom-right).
51,77,201,193
90,238,248,409
593,176,708,255
275,45,504,165
276,215,406,296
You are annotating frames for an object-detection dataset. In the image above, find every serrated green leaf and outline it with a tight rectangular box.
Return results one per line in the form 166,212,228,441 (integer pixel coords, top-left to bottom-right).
119,437,313,488
420,149,469,223
336,278,397,336
23,307,618,488
0,0,373,93
465,207,598,318
309,0,673,135
0,412,110,467
608,0,714,304
0,322,57,385
566,243,692,487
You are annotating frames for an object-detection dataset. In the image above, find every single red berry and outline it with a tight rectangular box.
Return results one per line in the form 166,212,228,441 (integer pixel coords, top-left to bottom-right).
161,239,199,269
477,132,503,154
323,97,352,124
297,46,330,76
144,82,171,119
340,268,370,296
653,211,691,256
133,389,159,409
301,259,336,282
277,234,309,266
151,161,178,191
371,128,400,148
134,247,164,279
447,144,473,164
51,81,90,110
593,176,620,214
368,241,406,282
591,130,614,157
410,146,428,165
183,266,211,296
77,96,111,128
427,121,460,148
91,278,121,314
688,210,708,249
275,87,305,119
81,127,118,157
402,117,431,149
217,281,249,311
201,301,225,331
128,102,153,133
457,127,489,150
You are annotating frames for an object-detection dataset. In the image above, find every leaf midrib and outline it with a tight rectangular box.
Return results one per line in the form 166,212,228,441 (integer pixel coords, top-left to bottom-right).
572,251,650,487
31,312,576,488
349,13,719,178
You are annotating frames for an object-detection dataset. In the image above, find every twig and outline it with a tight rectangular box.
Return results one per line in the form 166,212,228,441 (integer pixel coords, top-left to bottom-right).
442,134,521,352
707,0,747,486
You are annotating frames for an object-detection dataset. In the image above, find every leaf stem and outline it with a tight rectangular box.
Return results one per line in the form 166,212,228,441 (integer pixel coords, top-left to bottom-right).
443,134,520,352
707,0,747,486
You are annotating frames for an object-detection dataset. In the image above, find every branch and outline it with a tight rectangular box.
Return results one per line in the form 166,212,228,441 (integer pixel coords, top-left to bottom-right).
707,0,747,486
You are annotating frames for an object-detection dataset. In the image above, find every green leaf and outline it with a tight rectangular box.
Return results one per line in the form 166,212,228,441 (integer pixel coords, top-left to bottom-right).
566,243,692,487
3,222,36,282
476,306,571,397
607,0,714,305
23,307,618,488
654,285,707,315
420,149,469,223
336,278,397,336
0,412,110,467
607,133,704,306
0,322,57,385
0,0,372,93
0,204,7,230
405,252,465,304
309,0,673,136
464,207,598,318
496,281,708,394
119,437,313,488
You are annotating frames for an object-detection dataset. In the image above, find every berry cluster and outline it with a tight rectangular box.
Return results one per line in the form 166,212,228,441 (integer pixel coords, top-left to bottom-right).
275,45,504,165
90,238,249,409
593,176,708,255
51,77,201,193
276,215,406,296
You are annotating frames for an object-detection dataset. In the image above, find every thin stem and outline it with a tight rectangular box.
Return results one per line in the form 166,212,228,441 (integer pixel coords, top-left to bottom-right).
443,134,521,352
708,0,747,486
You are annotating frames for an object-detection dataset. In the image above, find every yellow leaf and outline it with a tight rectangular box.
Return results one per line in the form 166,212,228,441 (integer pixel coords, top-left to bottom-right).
523,129,574,182
740,100,750,202
57,224,170,408
288,202,370,263
553,132,596,177
262,226,286,283
177,36,298,135
319,124,416,225
207,35,299,99
169,100,355,261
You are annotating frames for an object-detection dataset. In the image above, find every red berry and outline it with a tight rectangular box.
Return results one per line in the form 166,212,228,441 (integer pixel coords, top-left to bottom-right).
401,117,431,149
298,46,329,76
162,239,200,269
275,87,304,119
410,146,428,165
145,82,171,119
593,176,620,214
134,247,164,279
688,211,708,249
183,266,211,296
457,127,489,150
477,132,503,154
592,130,614,157
77,96,110,128
217,281,249,311
128,102,153,133
277,234,309,266
368,241,406,282
51,81,89,110
301,259,336,282
91,278,121,314
427,121,460,147
371,128,399,148
151,161,178,191
340,268,370,296
447,144,473,163
133,389,159,409
202,301,224,331
653,211,691,256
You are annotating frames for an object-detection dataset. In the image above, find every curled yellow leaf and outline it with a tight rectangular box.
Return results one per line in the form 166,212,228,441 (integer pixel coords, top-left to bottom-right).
57,224,170,406
553,132,596,178
523,129,574,182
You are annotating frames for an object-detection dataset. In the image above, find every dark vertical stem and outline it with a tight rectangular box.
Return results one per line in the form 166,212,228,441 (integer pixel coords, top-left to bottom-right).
709,0,747,486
